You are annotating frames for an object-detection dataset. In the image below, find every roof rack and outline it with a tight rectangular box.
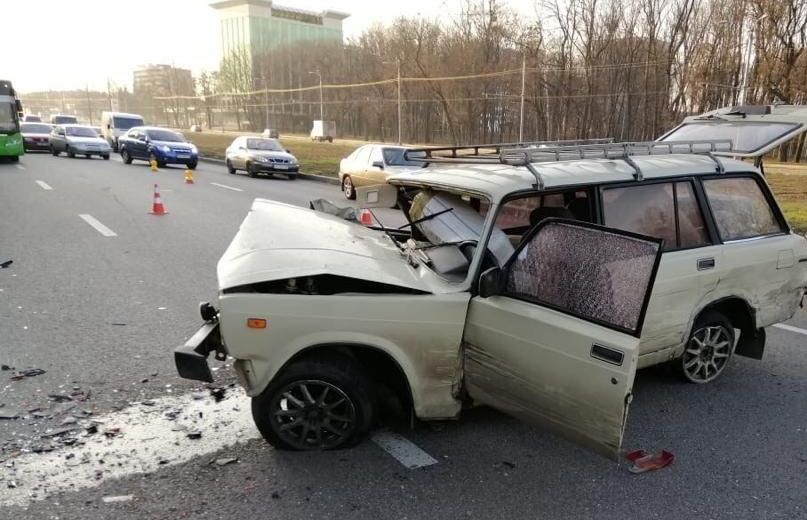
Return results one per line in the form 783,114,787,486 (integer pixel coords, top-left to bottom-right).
405,139,733,189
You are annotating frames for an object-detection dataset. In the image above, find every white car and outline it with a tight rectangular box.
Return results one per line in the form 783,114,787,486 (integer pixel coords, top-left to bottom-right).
175,105,807,458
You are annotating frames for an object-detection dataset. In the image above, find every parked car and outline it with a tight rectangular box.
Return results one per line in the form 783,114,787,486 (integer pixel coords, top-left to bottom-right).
100,111,145,151
22,114,42,122
339,144,424,200
310,120,335,142
50,114,78,125
262,128,279,139
21,122,53,151
49,124,111,159
225,136,298,179
118,127,198,169
174,104,807,458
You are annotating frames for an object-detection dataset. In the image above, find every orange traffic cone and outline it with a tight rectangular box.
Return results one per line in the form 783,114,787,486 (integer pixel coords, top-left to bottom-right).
149,184,168,215
184,169,194,184
359,209,373,225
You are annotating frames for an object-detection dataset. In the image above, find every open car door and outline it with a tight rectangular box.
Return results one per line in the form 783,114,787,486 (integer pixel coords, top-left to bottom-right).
657,104,807,159
463,220,663,459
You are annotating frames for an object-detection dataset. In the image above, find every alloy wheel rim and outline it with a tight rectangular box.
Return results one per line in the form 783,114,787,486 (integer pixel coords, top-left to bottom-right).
270,379,356,450
344,178,353,197
683,325,731,382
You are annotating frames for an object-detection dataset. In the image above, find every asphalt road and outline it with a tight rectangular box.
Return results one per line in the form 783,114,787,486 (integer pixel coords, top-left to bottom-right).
1,152,807,519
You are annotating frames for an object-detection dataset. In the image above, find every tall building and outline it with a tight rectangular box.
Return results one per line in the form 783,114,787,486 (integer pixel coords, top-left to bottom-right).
133,64,195,97
210,0,349,59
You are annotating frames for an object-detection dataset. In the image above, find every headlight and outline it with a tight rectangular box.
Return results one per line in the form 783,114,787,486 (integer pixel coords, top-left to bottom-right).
159,145,171,153
189,145,198,153
257,156,270,162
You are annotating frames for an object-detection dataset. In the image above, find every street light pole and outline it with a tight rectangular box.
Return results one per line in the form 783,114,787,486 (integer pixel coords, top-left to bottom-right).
519,53,526,143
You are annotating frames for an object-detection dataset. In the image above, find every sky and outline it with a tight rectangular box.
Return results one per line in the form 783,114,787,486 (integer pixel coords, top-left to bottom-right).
5,0,540,93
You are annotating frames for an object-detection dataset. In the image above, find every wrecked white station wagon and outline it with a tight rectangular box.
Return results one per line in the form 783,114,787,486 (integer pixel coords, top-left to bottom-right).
175,105,807,458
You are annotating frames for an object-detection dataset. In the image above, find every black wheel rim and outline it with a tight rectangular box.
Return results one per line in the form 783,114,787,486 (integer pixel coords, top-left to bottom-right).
683,325,732,383
269,379,357,450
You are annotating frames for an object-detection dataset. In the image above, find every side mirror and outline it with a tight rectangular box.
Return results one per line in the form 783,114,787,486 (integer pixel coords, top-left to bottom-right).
478,267,504,298
285,149,292,154
372,160,384,170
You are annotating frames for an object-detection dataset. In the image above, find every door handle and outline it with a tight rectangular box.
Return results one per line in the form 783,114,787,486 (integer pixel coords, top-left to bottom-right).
591,344,624,366
697,257,715,271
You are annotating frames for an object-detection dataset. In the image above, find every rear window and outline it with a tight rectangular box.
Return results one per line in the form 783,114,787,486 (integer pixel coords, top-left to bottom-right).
112,116,144,130
702,177,784,241
660,122,799,154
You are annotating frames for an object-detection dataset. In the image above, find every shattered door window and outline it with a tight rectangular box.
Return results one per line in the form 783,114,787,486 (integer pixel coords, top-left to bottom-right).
505,222,661,334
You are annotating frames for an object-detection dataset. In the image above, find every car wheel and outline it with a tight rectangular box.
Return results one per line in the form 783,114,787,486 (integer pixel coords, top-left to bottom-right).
251,355,375,451
187,161,197,170
342,175,356,200
121,148,132,164
246,162,257,178
67,146,75,158
9,156,19,163
226,159,236,174
679,311,735,384
102,154,110,160
51,146,59,156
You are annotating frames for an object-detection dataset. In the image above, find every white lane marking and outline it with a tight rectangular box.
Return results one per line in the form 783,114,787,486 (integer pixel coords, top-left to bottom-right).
210,182,244,192
35,180,53,191
0,390,259,507
773,323,807,337
78,214,118,237
15,164,25,170
371,430,438,469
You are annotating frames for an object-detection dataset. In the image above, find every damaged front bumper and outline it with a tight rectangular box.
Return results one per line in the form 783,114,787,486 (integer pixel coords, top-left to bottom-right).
174,318,225,383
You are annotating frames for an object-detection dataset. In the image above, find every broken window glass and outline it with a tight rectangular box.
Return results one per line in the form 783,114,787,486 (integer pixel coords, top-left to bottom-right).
505,222,660,334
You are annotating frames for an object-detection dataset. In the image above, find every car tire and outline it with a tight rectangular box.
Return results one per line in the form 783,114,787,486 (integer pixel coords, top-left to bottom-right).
226,159,236,174
246,162,257,178
9,156,19,163
678,311,735,384
187,161,197,170
102,154,110,160
51,146,59,157
251,354,375,451
342,175,356,200
121,148,132,164
67,146,75,158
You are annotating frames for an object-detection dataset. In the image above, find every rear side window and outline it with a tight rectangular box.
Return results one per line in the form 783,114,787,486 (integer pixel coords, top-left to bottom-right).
603,181,709,251
702,177,783,241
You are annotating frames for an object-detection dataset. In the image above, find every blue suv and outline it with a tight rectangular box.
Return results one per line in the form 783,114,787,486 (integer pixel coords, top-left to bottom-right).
118,127,198,169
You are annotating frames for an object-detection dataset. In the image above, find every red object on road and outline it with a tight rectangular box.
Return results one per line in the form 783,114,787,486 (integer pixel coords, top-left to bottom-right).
359,209,373,226
625,449,675,474
149,184,168,215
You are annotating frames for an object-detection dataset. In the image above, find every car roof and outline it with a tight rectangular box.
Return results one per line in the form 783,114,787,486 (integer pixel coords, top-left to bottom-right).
387,155,758,200
104,111,142,117
62,124,94,129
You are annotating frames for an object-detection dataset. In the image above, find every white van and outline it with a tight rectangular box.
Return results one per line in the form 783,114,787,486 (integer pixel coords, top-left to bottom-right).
101,111,145,151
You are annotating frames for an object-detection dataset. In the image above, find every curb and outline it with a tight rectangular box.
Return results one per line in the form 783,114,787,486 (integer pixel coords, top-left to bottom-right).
198,156,339,185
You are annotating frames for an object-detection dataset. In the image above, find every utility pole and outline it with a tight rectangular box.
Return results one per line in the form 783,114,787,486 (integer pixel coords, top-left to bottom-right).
106,79,113,111
263,75,269,130
308,69,324,121
86,85,93,125
397,58,402,144
519,53,526,142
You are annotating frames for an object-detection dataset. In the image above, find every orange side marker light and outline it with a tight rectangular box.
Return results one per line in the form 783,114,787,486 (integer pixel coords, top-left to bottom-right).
247,318,267,329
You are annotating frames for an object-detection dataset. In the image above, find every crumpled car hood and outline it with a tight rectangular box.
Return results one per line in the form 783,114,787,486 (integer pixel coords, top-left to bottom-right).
217,199,428,292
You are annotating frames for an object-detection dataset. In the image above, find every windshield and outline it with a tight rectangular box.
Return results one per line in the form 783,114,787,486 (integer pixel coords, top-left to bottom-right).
247,138,283,151
113,116,144,130
0,102,19,133
22,123,51,134
146,129,184,142
383,147,425,167
66,126,99,138
52,116,77,124
659,121,800,154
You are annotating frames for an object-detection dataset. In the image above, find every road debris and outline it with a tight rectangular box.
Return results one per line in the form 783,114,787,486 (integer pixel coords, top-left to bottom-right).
209,386,226,402
10,368,46,381
625,449,675,474
103,427,121,438
187,431,202,440
102,495,134,503
213,457,238,466
1,364,12,371
0,409,20,420
0,259,12,269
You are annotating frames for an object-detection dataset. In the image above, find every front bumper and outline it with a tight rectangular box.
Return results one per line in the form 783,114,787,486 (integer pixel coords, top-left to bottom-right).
154,150,198,165
252,162,299,173
174,321,224,383
23,139,49,151
74,146,111,156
